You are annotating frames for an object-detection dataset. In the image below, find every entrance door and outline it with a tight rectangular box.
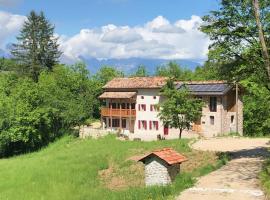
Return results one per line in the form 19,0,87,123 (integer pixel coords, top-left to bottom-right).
192,119,202,133
164,124,169,135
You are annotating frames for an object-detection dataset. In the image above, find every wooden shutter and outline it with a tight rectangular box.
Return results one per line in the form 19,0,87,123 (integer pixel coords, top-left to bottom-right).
149,121,152,130
156,121,159,130
138,120,141,129
144,121,147,130
138,104,141,111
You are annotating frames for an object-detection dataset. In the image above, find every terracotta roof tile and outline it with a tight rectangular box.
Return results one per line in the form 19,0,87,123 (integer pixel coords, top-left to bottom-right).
103,77,168,89
139,148,187,165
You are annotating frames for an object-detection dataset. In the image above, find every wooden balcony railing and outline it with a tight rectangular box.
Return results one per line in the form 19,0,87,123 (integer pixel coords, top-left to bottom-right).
101,107,136,117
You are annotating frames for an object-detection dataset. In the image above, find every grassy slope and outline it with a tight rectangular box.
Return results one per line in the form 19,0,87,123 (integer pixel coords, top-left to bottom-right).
0,135,226,200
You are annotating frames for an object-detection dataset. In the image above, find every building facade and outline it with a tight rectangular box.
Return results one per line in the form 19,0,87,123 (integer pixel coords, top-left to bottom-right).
99,77,243,141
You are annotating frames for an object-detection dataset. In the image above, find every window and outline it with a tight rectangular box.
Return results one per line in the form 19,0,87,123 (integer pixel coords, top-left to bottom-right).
231,115,234,124
209,97,217,112
121,103,126,109
131,103,135,109
139,104,146,111
210,116,214,125
141,96,144,99
111,103,117,109
153,96,157,99
112,119,120,127
150,104,160,112
122,119,126,128
149,121,158,130
138,120,147,130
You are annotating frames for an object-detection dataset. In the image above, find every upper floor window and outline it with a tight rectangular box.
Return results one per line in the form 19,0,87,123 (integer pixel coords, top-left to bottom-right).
150,104,159,112
138,104,146,111
209,97,217,112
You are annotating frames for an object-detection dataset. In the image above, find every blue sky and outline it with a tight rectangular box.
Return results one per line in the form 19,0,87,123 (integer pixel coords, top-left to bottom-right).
1,0,219,35
0,0,220,62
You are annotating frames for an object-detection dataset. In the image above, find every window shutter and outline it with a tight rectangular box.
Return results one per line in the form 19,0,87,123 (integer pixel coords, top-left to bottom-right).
138,120,141,129
150,105,153,111
156,121,159,130
145,121,147,130
138,104,141,111
149,121,152,130
144,104,146,111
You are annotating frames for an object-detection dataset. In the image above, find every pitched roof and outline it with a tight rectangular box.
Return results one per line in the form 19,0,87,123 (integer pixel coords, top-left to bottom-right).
139,148,187,165
103,77,167,89
99,92,137,99
176,81,232,96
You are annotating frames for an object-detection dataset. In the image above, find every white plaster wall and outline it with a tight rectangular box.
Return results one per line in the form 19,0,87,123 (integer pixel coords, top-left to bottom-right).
133,89,164,140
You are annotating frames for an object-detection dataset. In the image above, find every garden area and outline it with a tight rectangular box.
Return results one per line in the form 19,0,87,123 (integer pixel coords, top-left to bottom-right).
0,135,228,200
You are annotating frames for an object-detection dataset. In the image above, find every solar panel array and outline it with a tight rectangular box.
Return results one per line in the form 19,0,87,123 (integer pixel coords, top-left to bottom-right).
186,84,229,92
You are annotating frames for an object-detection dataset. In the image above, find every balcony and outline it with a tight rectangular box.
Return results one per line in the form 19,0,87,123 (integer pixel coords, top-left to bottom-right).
101,107,136,117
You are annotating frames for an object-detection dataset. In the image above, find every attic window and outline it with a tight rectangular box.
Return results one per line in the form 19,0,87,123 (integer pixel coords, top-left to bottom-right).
141,96,144,99
153,96,156,99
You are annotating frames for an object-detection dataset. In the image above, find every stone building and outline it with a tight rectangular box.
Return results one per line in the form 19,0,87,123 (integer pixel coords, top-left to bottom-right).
99,77,243,140
139,148,187,186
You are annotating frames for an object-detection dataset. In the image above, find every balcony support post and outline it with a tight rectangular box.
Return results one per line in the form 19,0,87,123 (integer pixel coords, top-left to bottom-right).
120,100,122,131
129,99,132,133
110,99,112,130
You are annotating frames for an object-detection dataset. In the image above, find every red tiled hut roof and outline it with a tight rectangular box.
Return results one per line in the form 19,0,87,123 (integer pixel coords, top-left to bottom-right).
103,77,168,89
139,148,187,165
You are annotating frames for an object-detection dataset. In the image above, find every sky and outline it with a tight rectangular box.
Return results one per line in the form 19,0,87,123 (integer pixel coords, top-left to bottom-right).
0,0,220,63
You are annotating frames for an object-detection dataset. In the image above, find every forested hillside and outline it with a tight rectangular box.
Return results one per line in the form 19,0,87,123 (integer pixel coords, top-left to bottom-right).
0,1,270,157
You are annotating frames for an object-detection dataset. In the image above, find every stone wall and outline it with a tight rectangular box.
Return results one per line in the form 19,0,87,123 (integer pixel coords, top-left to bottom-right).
144,156,180,186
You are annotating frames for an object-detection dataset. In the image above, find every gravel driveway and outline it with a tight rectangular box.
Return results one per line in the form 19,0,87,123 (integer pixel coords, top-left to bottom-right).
177,137,270,200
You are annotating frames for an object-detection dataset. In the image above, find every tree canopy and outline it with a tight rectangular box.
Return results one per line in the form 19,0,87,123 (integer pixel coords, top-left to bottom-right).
11,11,61,82
159,79,204,138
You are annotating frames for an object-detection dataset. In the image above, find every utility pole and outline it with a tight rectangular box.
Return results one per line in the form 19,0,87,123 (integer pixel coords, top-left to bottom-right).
235,82,239,134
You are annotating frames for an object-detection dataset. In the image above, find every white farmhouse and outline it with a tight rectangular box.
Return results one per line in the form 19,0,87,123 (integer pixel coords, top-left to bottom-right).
99,77,243,140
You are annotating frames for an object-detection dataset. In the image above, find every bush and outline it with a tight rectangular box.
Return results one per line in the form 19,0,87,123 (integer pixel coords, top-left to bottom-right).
0,64,100,157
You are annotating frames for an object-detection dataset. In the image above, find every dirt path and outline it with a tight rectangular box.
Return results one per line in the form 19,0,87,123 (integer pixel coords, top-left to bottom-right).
177,137,270,200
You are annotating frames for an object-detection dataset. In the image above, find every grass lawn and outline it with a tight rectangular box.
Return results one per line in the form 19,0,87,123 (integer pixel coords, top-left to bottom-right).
0,135,228,200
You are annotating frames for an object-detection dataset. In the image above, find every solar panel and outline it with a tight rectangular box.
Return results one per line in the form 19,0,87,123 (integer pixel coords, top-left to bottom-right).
180,83,230,94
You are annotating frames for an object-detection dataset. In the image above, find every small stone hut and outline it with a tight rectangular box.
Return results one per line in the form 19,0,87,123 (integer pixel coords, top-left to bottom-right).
139,148,187,186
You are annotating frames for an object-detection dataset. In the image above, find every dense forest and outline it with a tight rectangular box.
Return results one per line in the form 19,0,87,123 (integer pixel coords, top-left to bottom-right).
0,0,270,157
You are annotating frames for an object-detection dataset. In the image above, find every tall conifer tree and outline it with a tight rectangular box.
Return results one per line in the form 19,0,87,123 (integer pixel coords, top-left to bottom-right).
12,11,61,81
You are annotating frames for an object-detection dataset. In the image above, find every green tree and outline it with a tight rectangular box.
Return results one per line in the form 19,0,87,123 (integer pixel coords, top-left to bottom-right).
158,79,203,138
201,0,270,88
155,62,194,80
201,0,270,136
93,66,124,85
12,11,61,82
132,65,148,77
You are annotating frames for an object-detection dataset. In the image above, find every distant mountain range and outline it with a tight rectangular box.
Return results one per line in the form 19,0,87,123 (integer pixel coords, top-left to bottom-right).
1,50,202,74
78,57,202,75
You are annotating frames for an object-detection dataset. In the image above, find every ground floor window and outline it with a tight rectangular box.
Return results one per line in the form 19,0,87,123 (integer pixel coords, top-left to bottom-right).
108,118,127,128
122,119,126,128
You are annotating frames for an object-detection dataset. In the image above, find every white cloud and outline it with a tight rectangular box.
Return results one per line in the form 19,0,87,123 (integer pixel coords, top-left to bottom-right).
60,15,210,62
0,11,26,48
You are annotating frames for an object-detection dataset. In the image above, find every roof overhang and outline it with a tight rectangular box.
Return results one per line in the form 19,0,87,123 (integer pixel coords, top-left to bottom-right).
99,92,137,99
